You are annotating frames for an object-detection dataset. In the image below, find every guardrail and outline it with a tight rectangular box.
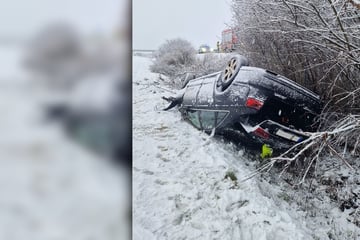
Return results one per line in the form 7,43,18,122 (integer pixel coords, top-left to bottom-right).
133,49,155,57
132,49,155,53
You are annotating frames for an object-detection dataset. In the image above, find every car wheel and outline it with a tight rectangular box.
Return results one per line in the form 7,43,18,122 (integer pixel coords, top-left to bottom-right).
219,54,248,91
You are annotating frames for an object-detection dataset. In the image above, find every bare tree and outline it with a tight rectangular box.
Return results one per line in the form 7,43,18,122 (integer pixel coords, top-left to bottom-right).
232,0,360,177
232,0,360,113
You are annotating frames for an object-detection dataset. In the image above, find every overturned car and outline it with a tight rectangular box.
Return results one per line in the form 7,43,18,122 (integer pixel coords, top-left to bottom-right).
163,54,322,151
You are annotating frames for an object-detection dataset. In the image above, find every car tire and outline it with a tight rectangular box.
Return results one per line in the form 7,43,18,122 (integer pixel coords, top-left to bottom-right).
219,55,248,91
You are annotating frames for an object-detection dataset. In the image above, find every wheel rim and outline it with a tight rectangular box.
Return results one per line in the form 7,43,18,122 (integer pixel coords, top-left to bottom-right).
222,58,237,83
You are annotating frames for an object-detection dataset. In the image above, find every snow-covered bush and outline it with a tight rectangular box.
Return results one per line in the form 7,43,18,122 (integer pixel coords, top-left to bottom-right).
167,54,229,89
151,39,229,88
172,54,228,88
24,23,123,90
231,0,360,172
231,0,360,114
150,38,196,78
24,22,83,86
191,54,228,77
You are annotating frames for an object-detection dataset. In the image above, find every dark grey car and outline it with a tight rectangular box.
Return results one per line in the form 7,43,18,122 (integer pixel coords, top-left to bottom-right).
163,55,322,150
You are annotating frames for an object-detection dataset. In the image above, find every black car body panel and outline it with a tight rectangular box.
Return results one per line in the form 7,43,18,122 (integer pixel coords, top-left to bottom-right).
164,55,322,149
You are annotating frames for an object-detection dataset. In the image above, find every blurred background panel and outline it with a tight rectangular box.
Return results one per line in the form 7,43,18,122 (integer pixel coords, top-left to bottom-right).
0,0,131,239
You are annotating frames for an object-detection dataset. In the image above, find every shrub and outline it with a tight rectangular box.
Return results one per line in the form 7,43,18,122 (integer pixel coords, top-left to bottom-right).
231,0,360,115
150,38,196,78
151,39,229,88
230,1,360,182
24,23,82,78
190,54,228,77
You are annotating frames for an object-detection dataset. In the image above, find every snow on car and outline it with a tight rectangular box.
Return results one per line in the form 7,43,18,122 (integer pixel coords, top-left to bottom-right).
163,54,322,152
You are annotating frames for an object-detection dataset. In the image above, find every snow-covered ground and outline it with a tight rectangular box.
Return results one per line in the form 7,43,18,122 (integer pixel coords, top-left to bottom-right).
133,56,308,239
0,45,129,240
133,55,360,240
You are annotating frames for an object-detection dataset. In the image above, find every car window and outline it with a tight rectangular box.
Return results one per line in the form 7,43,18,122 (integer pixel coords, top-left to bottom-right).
216,112,228,125
186,110,228,130
187,110,201,129
199,111,216,130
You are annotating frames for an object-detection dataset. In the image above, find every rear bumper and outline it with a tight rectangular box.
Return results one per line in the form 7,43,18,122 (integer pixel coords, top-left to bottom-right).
242,120,310,147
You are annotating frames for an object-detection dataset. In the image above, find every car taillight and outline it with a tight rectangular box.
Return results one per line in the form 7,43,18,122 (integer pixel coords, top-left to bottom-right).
245,97,264,110
253,127,269,139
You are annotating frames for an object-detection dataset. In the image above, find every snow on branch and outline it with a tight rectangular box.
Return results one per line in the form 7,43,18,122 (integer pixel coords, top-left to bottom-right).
242,114,360,184
231,0,360,113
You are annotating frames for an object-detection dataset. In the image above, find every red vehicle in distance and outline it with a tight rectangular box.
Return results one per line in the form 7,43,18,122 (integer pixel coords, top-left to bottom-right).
221,28,239,52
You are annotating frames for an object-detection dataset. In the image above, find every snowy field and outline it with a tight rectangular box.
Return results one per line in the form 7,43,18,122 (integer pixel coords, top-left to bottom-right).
133,55,360,240
0,45,129,240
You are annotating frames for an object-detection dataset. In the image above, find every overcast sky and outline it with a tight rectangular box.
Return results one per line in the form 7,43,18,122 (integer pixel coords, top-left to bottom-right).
133,0,232,50
0,0,124,38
